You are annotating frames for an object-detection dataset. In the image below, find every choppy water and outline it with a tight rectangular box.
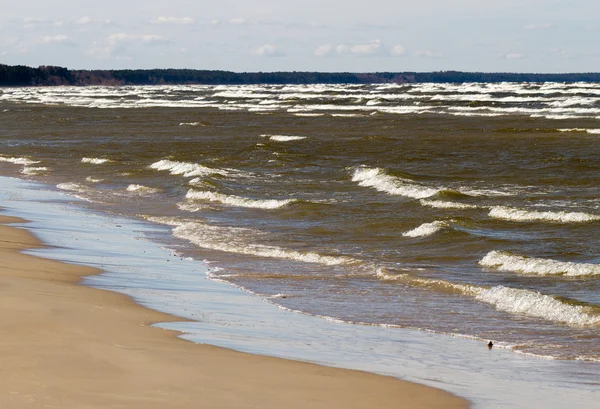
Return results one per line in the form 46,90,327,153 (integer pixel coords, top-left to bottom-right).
1,82,600,362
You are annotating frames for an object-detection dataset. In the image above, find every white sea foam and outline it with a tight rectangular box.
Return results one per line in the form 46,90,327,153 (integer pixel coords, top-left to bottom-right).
185,190,295,209
402,221,449,237
21,166,48,175
480,251,600,277
149,159,228,178
558,128,600,134
171,221,357,266
82,157,111,164
126,184,159,194
179,122,203,126
376,268,600,326
351,167,439,199
0,156,40,165
489,206,600,223
85,176,104,183
56,182,88,192
420,199,480,209
476,286,600,326
263,134,307,142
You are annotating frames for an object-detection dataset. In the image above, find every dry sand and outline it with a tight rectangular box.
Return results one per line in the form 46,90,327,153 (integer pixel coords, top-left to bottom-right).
0,214,469,409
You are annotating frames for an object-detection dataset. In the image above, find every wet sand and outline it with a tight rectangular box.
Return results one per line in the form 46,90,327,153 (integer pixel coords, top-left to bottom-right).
0,214,468,409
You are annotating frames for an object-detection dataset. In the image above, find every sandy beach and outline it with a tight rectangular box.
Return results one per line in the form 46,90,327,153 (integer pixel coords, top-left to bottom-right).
0,214,468,409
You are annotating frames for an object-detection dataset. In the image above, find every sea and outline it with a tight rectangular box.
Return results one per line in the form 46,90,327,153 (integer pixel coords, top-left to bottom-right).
1,82,600,407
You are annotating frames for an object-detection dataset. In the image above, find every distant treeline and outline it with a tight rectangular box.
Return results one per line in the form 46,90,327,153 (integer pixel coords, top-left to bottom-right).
2,64,600,86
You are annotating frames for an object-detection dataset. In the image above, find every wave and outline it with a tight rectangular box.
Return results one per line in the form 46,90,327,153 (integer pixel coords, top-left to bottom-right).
476,286,600,326
262,134,307,142
179,122,203,126
402,220,450,237
489,206,600,223
21,166,48,175
56,182,89,193
420,199,480,209
149,159,229,178
480,251,600,277
185,189,296,209
376,268,600,326
351,167,439,199
0,156,40,166
86,176,104,183
168,221,358,266
82,157,112,164
126,184,160,194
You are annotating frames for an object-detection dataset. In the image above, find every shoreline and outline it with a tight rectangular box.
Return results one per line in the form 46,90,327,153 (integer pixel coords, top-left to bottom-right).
0,212,469,408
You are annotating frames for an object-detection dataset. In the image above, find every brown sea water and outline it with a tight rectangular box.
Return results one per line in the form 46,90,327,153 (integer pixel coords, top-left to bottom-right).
1,83,600,361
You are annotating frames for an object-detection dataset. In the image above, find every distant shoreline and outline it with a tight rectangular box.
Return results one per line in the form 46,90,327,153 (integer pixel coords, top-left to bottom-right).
2,63,600,86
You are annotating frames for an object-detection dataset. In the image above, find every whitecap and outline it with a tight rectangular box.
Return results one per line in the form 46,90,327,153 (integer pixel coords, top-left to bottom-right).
126,184,160,194
185,190,295,209
489,206,600,223
480,251,600,277
402,221,449,237
82,157,112,164
351,167,439,199
0,156,40,166
149,159,228,178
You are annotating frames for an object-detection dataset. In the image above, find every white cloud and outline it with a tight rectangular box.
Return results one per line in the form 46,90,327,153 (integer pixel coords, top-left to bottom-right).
229,18,246,25
107,33,168,45
349,39,382,56
414,49,442,58
41,34,68,44
336,44,350,54
390,44,406,56
153,16,195,25
254,44,283,57
75,16,93,25
314,44,333,57
524,22,553,30
503,52,524,60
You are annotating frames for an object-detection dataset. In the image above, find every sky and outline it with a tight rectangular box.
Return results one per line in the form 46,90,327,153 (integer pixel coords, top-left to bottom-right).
1,0,598,73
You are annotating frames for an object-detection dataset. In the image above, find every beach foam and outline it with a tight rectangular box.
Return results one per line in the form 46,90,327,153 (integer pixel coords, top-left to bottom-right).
170,221,357,266
0,156,40,166
489,206,600,223
21,166,48,175
185,190,296,209
126,184,160,194
480,251,600,277
420,200,480,209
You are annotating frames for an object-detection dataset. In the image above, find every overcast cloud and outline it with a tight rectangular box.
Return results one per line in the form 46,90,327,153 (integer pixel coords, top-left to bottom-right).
1,0,598,72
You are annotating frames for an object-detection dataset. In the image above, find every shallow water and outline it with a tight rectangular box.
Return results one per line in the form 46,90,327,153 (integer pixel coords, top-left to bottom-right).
1,176,599,409
1,83,600,364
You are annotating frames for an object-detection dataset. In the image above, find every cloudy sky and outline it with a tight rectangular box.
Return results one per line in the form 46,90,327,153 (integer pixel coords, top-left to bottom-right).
1,0,598,72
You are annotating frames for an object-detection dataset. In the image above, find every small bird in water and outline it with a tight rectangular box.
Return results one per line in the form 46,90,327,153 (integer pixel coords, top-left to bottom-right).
487,341,494,349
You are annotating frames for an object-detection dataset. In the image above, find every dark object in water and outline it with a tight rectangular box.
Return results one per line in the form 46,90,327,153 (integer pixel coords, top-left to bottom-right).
487,341,494,349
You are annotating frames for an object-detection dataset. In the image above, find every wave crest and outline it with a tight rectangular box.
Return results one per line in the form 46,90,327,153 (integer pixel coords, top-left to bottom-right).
480,251,600,277
149,159,228,178
489,206,600,223
185,189,295,209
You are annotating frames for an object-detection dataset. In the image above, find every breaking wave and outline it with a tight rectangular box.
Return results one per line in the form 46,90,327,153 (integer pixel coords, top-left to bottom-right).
480,251,600,277
149,159,229,178
351,167,440,199
402,220,450,237
489,206,600,223
376,268,600,326
126,184,160,194
169,221,358,266
263,134,307,142
0,156,40,166
420,199,480,209
185,190,296,209
82,157,112,164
